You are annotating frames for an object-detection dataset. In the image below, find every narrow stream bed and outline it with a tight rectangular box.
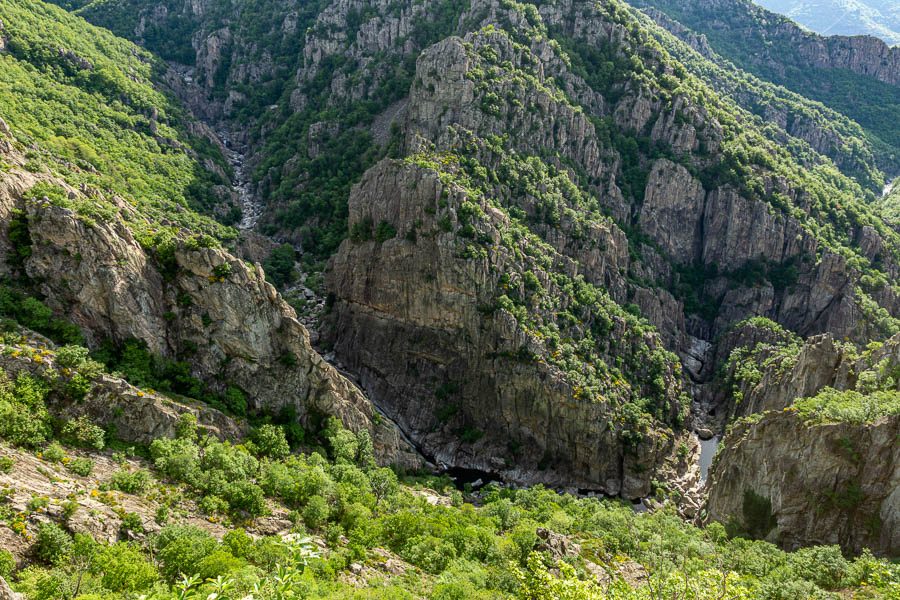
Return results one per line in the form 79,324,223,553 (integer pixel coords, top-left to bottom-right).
698,435,719,484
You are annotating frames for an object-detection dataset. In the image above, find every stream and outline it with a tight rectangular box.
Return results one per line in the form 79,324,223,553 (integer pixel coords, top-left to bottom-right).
218,129,263,230
698,435,719,484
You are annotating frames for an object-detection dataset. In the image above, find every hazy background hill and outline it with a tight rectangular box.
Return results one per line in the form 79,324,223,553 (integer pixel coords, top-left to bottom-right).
754,0,900,45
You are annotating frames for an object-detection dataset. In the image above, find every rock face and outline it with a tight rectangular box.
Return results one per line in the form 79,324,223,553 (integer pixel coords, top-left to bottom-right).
320,0,900,498
706,410,900,555
706,331,900,554
328,162,692,497
0,335,246,444
327,159,695,496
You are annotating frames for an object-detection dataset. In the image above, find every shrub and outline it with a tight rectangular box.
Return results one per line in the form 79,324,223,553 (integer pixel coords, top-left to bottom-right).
95,543,157,592
175,413,198,441
154,525,218,581
250,424,290,460
109,468,151,494
198,494,228,515
375,221,397,242
224,480,266,517
56,345,104,400
222,387,247,415
223,528,254,559
212,263,232,279
0,457,14,473
61,500,78,520
120,512,144,534
33,522,72,565
786,545,849,590
0,549,14,577
149,437,200,483
303,495,330,530
196,550,244,580
60,416,105,450
262,243,297,286
42,442,65,464
66,457,93,477
0,373,51,448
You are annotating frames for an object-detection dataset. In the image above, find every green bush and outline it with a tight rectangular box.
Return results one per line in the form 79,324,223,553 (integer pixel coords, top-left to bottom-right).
33,522,72,565
154,525,218,581
262,243,297,287
303,495,330,529
786,545,849,590
0,456,14,473
222,528,254,559
250,424,290,460
95,543,158,592
198,494,228,515
60,416,105,450
109,468,150,494
224,480,266,517
120,512,143,534
0,549,14,577
175,413,198,441
374,221,397,242
66,457,94,477
42,442,65,464
0,372,51,448
195,550,244,580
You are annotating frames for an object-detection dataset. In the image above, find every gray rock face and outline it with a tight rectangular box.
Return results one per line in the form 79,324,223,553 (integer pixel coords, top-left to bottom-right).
0,576,23,600
0,342,245,445
327,159,693,496
706,410,900,555
639,160,705,264
706,331,900,554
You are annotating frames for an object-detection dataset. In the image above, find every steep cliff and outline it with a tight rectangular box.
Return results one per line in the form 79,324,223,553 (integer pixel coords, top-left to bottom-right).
707,408,900,555
706,327,900,554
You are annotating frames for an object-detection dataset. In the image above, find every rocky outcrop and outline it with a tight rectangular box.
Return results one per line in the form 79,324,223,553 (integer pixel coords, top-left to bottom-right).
0,144,419,469
0,336,246,444
705,331,900,553
706,410,900,555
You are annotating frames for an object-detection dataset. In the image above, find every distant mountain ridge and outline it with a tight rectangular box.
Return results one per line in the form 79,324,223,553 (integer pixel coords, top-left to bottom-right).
754,0,900,45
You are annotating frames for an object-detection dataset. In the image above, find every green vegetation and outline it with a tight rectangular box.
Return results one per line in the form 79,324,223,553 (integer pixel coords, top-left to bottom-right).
627,4,891,192
0,0,236,243
1,382,899,598
793,389,900,424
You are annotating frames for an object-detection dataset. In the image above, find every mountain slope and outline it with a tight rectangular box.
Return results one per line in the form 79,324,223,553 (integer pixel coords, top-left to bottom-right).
0,0,239,238
635,0,900,175
25,0,900,555
755,0,900,45
0,0,416,466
